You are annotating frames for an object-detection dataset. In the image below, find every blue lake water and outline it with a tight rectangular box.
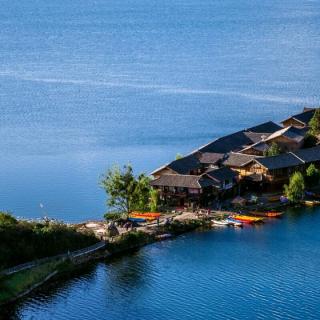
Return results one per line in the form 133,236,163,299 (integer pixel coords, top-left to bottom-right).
0,0,319,222
1,2,320,317
2,207,320,320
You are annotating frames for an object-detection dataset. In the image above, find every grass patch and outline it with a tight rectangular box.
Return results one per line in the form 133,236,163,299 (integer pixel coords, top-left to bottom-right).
0,260,66,304
107,231,154,253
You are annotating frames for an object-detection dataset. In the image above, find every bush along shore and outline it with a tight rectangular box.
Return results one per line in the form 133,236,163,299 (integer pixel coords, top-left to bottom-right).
0,212,205,306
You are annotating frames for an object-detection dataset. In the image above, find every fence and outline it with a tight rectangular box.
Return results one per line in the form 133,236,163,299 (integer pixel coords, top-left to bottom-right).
0,241,107,276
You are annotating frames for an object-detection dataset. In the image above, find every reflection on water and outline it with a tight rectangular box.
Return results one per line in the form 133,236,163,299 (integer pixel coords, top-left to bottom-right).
3,208,320,320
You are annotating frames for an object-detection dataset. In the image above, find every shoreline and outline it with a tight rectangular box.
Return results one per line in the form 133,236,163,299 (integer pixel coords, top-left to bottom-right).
0,218,204,306
0,199,317,307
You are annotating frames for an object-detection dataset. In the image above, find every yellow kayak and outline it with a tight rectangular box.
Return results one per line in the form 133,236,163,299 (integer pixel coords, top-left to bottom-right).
232,215,264,223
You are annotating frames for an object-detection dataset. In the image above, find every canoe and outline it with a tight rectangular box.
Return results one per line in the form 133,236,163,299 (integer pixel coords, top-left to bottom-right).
226,217,243,227
128,217,146,223
131,212,161,218
232,215,264,223
250,211,283,218
302,200,320,207
211,219,230,226
130,215,156,221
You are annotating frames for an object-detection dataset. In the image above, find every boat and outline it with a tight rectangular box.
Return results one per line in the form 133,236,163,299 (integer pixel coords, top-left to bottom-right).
128,217,146,223
232,215,264,223
131,212,161,218
130,214,157,221
226,217,243,227
211,219,230,226
302,200,320,207
267,195,281,202
250,211,283,218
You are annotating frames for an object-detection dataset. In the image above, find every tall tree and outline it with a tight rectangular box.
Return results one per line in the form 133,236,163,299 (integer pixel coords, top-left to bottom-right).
134,174,152,212
284,172,305,203
100,165,138,217
100,165,152,217
309,108,320,136
149,188,159,212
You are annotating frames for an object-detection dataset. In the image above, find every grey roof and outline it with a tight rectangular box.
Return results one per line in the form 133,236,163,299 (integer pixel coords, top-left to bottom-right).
247,121,283,133
255,153,304,170
167,153,201,174
199,152,225,164
244,132,270,144
282,109,317,126
199,122,282,154
293,146,320,163
266,126,307,143
240,141,269,153
224,153,257,167
150,174,216,189
206,167,239,182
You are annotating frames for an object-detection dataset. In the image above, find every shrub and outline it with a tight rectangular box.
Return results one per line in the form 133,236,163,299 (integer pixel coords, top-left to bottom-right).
284,172,305,203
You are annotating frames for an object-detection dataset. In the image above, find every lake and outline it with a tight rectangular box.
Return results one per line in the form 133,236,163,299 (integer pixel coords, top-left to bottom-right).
0,0,319,222
2,207,320,319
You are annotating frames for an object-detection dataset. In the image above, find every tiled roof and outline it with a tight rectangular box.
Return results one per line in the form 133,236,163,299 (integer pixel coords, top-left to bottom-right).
167,153,201,174
240,141,269,153
223,152,257,167
199,122,282,154
247,121,282,133
198,152,225,164
255,153,303,170
150,174,216,189
266,126,306,143
282,109,317,126
206,167,239,181
293,146,320,163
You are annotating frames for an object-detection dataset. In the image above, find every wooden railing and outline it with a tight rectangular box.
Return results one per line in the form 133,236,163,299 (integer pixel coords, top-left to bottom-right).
0,241,106,276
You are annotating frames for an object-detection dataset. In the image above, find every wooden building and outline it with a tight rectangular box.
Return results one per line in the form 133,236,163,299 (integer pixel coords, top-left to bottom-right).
281,108,317,128
150,167,239,207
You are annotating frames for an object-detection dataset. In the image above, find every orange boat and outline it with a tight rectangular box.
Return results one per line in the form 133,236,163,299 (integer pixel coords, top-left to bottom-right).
250,211,283,218
131,212,161,218
130,212,161,220
232,215,264,223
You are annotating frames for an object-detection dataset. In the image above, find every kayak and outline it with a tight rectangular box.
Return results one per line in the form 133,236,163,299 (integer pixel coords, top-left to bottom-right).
131,212,161,218
302,200,320,206
211,219,230,226
130,214,156,220
232,215,264,223
226,217,243,227
128,217,146,223
250,211,283,218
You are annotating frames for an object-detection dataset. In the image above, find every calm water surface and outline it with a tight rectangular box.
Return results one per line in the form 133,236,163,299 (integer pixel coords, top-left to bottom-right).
1,2,320,317
0,0,320,221
2,207,320,319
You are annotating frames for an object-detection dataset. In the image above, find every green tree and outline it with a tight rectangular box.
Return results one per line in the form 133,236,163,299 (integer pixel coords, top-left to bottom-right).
149,188,159,212
284,172,305,203
304,132,318,148
309,108,320,136
0,212,17,226
100,165,153,217
100,165,138,217
134,174,152,212
175,153,183,160
305,164,320,188
264,142,281,157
